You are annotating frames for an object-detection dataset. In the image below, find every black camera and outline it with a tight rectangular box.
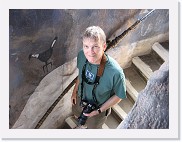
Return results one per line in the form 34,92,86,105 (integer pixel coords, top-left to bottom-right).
78,101,97,126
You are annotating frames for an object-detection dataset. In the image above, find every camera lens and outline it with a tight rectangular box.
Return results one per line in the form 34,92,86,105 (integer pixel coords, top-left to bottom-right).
78,114,87,125
78,104,95,125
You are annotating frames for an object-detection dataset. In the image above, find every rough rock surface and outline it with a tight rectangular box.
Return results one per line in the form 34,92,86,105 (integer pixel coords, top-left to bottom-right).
117,61,169,129
12,58,78,129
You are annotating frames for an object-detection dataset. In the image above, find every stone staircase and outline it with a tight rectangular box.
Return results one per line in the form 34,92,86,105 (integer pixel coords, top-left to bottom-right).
64,41,169,129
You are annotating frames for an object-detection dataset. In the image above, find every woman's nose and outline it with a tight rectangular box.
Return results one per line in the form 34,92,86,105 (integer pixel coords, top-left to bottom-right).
88,47,95,53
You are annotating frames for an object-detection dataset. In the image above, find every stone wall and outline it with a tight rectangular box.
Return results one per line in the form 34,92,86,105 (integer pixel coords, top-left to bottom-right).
117,61,169,129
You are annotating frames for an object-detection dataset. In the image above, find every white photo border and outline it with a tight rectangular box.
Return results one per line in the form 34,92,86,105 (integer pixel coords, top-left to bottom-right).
0,0,179,140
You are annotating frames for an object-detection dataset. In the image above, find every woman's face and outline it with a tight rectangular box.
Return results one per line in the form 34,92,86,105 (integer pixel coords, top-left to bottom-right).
83,38,106,64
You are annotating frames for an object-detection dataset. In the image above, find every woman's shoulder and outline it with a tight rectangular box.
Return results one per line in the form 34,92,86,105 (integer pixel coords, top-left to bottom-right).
78,49,84,57
106,55,123,71
77,49,86,69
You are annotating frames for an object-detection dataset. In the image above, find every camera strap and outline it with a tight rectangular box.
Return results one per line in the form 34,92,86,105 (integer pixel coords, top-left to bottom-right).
81,53,107,106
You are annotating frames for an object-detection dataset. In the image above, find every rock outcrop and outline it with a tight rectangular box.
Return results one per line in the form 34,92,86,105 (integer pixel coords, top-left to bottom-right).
117,61,169,129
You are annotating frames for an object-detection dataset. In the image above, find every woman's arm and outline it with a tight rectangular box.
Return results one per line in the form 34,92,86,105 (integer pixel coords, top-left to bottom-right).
84,95,122,117
71,77,80,105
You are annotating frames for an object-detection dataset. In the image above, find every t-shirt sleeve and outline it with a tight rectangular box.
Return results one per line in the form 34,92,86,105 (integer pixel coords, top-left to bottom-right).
76,50,87,97
77,50,86,70
77,51,81,69
113,71,127,99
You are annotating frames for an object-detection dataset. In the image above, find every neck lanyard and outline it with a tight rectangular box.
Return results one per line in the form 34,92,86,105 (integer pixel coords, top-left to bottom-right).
80,54,107,105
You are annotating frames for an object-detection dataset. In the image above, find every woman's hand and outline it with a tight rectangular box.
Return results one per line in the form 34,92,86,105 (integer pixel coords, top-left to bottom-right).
71,92,77,105
83,110,99,117
71,78,79,105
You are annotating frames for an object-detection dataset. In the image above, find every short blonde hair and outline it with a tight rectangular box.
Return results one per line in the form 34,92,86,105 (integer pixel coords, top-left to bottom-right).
82,26,106,44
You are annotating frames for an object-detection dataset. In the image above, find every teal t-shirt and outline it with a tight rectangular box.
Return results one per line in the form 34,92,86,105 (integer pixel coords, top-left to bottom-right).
77,50,126,106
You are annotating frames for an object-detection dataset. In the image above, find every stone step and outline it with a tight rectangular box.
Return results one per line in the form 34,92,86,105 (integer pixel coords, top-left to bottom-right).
109,98,134,128
132,56,153,80
118,97,134,114
152,42,169,62
139,51,164,72
65,115,110,129
112,103,128,120
105,111,120,129
65,116,78,129
102,123,110,129
125,79,138,101
124,65,147,93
